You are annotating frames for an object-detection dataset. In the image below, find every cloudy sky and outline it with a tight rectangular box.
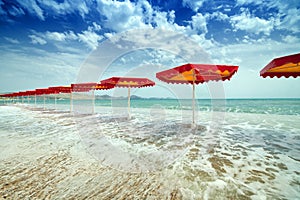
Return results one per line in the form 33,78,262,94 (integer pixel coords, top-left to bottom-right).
0,0,299,98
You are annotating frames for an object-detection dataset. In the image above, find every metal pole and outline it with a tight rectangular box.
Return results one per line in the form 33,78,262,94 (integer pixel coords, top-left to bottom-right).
92,90,95,114
43,95,45,110
70,92,73,113
54,95,57,110
128,87,131,119
22,96,24,104
27,96,30,104
192,69,195,127
35,94,37,107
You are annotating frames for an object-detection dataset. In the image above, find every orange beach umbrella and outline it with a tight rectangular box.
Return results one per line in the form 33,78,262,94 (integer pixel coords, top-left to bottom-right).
260,53,300,78
100,77,155,118
156,63,239,127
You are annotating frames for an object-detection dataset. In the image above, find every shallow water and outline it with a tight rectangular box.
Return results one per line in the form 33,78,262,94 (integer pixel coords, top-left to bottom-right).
2,98,300,115
0,104,299,199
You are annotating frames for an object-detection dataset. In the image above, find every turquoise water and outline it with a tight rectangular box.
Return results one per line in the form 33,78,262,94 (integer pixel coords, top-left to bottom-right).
1,98,300,115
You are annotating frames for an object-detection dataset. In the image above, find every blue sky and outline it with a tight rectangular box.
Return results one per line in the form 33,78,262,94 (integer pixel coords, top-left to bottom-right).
0,0,299,98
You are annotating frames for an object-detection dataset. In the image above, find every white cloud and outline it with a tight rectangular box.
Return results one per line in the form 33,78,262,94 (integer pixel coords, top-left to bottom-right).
15,0,44,20
282,35,300,43
77,1,89,18
92,22,101,31
96,0,153,32
182,0,206,12
236,0,263,6
209,11,229,21
8,5,25,16
4,37,20,44
45,31,67,41
278,8,300,33
94,0,213,50
78,30,103,50
6,0,91,21
0,1,5,16
151,10,174,28
230,10,274,35
190,34,216,49
29,23,103,50
236,0,300,33
29,35,47,45
191,13,208,34
37,0,90,18
38,0,71,14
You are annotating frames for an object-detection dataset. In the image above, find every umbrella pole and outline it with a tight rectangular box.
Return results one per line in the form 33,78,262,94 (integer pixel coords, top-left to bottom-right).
128,87,131,119
55,95,57,110
43,95,45,110
22,96,24,104
192,69,196,128
192,81,195,127
70,92,73,113
92,90,95,114
35,94,37,107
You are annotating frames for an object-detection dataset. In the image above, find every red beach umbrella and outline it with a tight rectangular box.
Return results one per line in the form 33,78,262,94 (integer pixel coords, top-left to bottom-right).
48,86,72,94
25,90,36,104
71,83,99,92
260,53,300,78
35,88,53,95
17,91,30,103
70,83,114,113
156,63,239,127
71,83,114,113
35,88,53,109
49,86,72,109
48,86,70,109
49,85,71,95
100,77,155,118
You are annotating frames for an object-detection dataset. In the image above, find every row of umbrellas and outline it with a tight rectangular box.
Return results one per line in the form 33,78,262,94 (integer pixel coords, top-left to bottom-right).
1,53,299,126
0,77,155,116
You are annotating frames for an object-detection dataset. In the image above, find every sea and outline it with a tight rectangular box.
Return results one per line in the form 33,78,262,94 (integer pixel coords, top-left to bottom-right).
0,98,299,199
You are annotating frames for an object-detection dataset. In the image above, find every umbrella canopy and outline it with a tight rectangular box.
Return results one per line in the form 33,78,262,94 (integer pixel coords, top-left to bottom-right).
100,77,155,88
35,88,53,95
70,83,114,113
100,77,155,119
156,63,239,127
260,53,300,78
94,83,115,90
48,86,72,109
35,88,54,109
156,63,239,84
71,83,98,92
48,86,69,94
71,83,113,92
